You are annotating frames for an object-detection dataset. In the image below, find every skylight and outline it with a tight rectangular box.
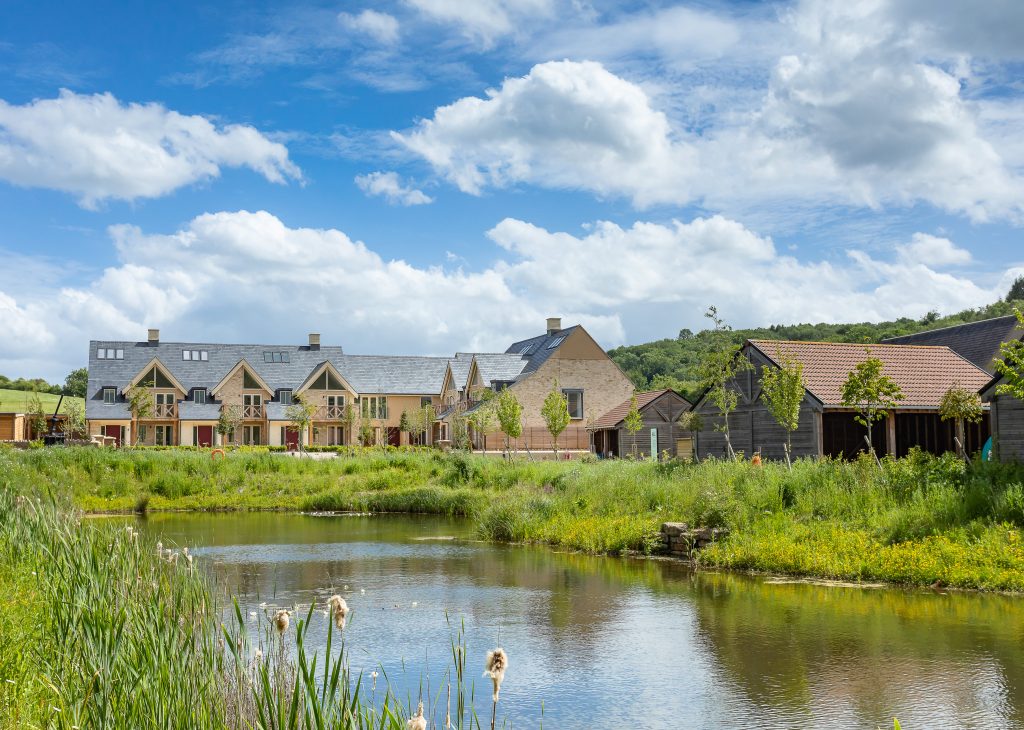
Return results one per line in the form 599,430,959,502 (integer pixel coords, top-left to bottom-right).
519,344,535,355
546,336,565,349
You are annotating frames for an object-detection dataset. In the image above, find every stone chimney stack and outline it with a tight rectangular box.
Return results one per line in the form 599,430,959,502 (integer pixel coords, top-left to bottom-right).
148,328,160,345
546,317,562,336
308,333,321,351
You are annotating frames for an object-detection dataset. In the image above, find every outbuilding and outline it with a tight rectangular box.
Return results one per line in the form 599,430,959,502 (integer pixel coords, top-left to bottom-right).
591,389,692,459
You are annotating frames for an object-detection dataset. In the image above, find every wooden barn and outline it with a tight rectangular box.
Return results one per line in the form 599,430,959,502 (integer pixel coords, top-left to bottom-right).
0,413,27,442
981,373,1024,462
591,389,692,459
692,340,992,461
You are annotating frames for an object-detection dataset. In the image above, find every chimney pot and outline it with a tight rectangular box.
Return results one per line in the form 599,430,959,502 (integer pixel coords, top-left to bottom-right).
148,328,160,344
546,317,562,336
308,333,321,350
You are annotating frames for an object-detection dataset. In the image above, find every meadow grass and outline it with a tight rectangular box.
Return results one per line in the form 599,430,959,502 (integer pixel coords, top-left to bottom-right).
0,387,84,413
5,444,1024,589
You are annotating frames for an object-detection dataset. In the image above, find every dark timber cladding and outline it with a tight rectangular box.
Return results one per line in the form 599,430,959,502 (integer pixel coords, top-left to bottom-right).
693,339,993,461
592,390,691,458
981,373,1024,463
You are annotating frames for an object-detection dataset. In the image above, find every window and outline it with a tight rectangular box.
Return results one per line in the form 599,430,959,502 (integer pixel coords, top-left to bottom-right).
116,349,124,359
263,351,290,363
107,348,116,359
194,388,207,404
519,344,535,355
139,425,148,443
140,366,174,389
563,389,583,419
243,425,261,445
100,348,124,359
546,336,565,350
98,349,105,359
361,396,387,420
183,349,208,361
243,369,261,389
155,425,172,446
279,390,293,405
309,370,344,390
103,388,116,405
420,396,433,408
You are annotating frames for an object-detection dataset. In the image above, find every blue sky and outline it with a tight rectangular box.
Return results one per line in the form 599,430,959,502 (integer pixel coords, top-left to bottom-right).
2,0,1023,381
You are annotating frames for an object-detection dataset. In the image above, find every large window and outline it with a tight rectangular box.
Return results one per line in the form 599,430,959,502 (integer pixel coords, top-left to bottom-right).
262,351,291,363
243,425,261,445
103,387,116,405
97,348,124,360
155,425,173,446
183,350,208,361
563,389,583,420
361,396,388,420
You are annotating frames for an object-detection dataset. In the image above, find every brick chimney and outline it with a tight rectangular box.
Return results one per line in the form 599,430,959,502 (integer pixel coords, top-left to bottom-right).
147,328,160,345
308,333,321,351
546,317,562,336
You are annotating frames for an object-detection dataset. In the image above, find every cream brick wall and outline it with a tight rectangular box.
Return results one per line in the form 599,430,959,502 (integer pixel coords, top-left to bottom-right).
509,357,634,428
216,367,270,410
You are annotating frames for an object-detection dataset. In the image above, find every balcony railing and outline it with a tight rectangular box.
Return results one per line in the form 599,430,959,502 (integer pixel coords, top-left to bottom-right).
153,403,177,418
242,404,264,419
317,405,345,420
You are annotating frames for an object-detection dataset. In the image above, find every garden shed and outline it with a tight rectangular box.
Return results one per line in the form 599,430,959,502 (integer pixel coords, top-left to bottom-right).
980,373,1024,462
591,389,691,459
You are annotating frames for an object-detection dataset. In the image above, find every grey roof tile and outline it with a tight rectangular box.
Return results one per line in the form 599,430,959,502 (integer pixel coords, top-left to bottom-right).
882,315,1023,374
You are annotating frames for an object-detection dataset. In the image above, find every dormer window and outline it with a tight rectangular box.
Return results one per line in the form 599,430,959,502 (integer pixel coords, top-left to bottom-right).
279,390,293,405
194,388,207,404
103,387,116,405
183,350,208,361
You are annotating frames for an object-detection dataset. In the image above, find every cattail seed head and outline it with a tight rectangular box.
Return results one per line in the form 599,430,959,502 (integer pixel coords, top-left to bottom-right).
328,594,349,630
484,648,508,702
273,609,290,634
407,702,426,730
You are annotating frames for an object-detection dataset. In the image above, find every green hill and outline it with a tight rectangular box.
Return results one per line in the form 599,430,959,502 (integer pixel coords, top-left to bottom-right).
609,298,1023,401
0,389,84,414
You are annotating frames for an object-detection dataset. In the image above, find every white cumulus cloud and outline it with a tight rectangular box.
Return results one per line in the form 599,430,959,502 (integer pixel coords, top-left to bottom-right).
406,0,554,47
0,90,301,208
339,10,400,45
355,171,433,205
0,210,1012,381
394,60,695,208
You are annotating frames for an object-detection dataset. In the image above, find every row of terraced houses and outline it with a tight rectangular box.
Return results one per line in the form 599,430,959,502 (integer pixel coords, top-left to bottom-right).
86,318,635,451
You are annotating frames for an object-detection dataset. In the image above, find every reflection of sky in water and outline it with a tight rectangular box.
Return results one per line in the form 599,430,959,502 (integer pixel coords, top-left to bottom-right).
124,513,1024,729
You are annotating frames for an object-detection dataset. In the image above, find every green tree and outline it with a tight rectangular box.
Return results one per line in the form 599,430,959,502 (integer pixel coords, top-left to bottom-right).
467,391,497,451
217,404,242,446
494,387,523,459
623,394,644,459
939,384,984,458
541,381,571,457
127,383,155,446
840,353,904,460
399,410,410,436
285,397,318,452
1007,276,1024,302
995,307,1024,401
342,403,358,448
62,399,86,439
760,352,806,465
696,306,751,458
63,367,88,398
26,388,47,439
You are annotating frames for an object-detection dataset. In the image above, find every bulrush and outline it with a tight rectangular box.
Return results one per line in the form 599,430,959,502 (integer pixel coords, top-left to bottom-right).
483,648,508,702
328,594,349,630
273,609,290,634
407,701,426,730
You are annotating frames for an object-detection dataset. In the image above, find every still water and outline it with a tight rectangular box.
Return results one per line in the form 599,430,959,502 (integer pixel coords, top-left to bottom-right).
127,512,1023,729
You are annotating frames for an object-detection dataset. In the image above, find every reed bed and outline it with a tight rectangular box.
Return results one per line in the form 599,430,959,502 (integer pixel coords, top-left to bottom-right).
0,461,506,729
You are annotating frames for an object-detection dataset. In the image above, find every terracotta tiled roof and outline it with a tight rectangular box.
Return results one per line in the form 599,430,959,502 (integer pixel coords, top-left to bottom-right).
593,390,671,429
747,340,992,409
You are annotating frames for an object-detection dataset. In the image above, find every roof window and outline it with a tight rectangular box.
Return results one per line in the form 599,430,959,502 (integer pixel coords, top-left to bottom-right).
546,336,565,349
519,344,535,355
263,351,291,363
182,350,208,361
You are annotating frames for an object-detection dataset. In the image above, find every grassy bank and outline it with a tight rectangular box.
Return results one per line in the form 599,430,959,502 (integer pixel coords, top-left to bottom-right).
0,465,499,728
5,445,1024,590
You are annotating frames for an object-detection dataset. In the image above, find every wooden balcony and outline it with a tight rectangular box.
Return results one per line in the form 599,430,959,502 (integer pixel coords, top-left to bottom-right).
242,404,264,419
317,405,346,420
153,403,177,419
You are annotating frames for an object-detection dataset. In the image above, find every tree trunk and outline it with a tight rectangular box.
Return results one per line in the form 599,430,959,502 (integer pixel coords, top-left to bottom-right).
956,418,966,459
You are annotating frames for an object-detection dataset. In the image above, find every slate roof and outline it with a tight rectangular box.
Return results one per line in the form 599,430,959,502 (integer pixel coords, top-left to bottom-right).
747,339,992,409
593,390,676,429
447,354,474,392
471,353,528,386
178,402,221,420
505,325,581,380
882,315,1023,374
86,339,449,419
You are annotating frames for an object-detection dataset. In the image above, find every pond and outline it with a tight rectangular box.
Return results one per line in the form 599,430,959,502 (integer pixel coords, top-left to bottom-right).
125,512,1024,729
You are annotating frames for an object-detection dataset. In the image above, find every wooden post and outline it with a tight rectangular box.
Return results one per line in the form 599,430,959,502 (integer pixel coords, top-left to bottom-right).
886,412,896,457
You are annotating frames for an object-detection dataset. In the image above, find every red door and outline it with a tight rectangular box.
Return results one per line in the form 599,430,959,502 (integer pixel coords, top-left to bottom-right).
196,425,213,447
103,425,122,446
285,429,300,450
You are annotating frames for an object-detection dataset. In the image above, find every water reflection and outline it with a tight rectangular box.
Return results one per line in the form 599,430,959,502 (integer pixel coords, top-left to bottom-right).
124,512,1024,729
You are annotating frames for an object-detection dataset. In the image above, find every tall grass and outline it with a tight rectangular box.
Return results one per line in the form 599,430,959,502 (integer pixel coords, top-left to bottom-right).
0,455,504,729
5,444,1024,589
